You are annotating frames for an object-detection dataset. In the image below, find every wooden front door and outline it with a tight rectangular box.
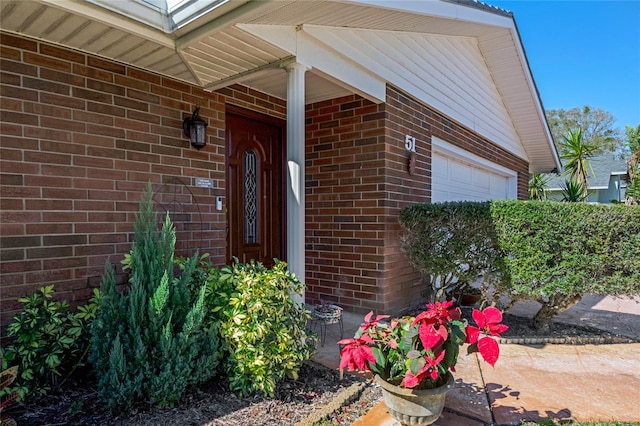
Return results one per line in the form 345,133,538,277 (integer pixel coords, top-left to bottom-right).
226,107,286,266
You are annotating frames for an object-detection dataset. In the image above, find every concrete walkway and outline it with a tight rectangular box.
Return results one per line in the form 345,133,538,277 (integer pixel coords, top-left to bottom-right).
311,295,640,425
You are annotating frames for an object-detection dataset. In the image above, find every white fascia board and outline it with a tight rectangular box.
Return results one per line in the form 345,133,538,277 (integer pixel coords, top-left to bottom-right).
170,0,232,30
39,0,175,48
505,23,561,171
238,23,386,103
548,184,608,191
344,0,513,28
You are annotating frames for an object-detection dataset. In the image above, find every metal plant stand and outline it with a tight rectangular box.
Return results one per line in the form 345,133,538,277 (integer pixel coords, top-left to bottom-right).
311,305,344,347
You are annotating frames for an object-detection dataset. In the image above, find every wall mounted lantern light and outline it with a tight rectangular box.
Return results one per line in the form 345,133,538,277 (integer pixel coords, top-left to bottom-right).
183,106,208,150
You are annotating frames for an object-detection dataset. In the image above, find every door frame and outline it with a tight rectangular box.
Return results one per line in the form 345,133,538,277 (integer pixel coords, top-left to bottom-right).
225,104,287,264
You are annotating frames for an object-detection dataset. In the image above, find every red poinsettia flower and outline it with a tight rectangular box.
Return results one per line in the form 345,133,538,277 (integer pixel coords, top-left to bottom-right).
412,300,461,327
465,307,509,367
418,322,448,350
338,303,506,390
337,334,375,372
466,307,509,342
402,349,446,388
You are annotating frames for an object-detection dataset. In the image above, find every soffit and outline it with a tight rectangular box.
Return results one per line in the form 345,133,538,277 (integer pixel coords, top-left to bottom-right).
0,0,197,84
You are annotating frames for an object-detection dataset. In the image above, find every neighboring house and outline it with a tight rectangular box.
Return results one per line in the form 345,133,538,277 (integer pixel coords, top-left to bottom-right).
544,154,628,203
0,0,560,326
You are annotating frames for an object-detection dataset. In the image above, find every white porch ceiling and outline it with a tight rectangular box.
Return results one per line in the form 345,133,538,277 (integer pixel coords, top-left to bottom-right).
0,0,560,172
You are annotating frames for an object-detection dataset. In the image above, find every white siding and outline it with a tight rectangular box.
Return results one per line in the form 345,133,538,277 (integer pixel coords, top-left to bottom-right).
303,25,526,160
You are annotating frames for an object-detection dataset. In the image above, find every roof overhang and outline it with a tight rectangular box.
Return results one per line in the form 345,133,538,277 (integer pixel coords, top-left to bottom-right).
0,0,560,172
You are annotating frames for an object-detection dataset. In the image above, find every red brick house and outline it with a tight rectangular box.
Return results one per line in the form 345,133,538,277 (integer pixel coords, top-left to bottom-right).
0,0,560,326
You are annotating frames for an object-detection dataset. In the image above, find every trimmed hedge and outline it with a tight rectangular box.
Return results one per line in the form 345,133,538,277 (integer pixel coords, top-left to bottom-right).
490,200,640,325
400,200,640,326
399,202,505,302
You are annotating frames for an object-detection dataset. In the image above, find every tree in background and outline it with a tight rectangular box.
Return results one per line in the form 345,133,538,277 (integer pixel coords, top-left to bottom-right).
560,179,588,202
558,128,598,187
624,124,640,205
528,173,550,200
546,106,622,153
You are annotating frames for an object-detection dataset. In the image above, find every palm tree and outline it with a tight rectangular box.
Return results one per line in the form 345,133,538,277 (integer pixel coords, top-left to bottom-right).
561,178,588,202
528,173,550,200
559,129,598,187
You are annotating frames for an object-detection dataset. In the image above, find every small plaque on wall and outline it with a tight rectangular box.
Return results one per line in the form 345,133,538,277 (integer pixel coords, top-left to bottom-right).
195,178,214,188
409,152,417,175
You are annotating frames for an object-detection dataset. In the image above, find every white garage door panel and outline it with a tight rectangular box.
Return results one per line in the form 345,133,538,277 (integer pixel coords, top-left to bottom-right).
450,161,473,185
432,157,448,180
490,174,508,198
431,145,517,203
474,169,491,190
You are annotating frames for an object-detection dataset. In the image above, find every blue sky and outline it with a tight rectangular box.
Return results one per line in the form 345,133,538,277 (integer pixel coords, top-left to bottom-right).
489,0,640,131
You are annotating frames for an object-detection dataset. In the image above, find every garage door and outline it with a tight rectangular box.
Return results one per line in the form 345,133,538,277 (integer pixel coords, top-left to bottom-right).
431,138,517,203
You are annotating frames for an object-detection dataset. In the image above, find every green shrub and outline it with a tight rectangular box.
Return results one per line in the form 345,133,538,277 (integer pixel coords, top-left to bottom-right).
89,184,221,414
399,201,505,302
627,174,640,201
1,348,21,425
490,200,640,326
209,259,314,397
1,285,100,399
399,200,640,327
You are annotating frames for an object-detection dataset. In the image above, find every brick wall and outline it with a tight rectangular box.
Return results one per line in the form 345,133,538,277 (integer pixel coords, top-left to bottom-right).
0,32,284,327
305,86,529,315
305,95,390,314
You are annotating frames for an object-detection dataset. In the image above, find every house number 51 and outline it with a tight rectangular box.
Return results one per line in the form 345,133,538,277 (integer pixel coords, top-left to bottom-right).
405,135,416,152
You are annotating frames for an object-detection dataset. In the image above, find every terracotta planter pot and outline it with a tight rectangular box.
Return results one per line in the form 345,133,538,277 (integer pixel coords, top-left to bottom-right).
453,291,482,306
375,374,454,426
459,293,482,306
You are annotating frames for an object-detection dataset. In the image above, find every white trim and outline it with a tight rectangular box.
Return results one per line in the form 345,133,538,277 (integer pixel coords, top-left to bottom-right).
204,56,294,91
431,136,518,199
238,23,386,104
45,0,175,48
345,0,512,28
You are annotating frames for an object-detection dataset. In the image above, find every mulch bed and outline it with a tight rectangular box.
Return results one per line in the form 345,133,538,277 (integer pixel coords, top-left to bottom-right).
6,362,367,426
